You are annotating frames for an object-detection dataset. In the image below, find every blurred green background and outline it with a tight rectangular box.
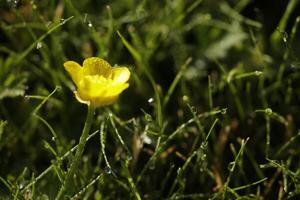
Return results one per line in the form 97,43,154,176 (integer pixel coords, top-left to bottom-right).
1,0,300,199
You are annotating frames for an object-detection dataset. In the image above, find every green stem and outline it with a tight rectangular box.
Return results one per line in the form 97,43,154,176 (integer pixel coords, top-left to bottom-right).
55,106,95,200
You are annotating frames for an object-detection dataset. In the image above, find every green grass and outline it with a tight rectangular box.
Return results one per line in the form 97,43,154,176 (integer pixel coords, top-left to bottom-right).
1,0,300,199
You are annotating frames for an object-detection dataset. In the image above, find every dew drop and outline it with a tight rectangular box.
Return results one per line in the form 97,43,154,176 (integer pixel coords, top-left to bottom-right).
265,108,272,115
182,95,189,103
19,181,26,190
177,167,182,175
7,0,18,8
200,142,208,150
149,160,156,170
88,21,93,28
36,42,42,49
104,166,112,174
83,156,88,162
141,134,152,144
254,70,263,76
282,32,288,43
190,106,197,114
291,62,300,70
220,108,227,114
147,98,155,107
126,154,133,161
259,164,267,168
144,114,153,122
148,97,154,104
227,161,235,172
60,18,66,25
30,0,37,9
46,21,52,28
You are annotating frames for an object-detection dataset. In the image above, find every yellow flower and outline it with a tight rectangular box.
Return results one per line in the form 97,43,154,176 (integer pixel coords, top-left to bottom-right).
64,57,130,107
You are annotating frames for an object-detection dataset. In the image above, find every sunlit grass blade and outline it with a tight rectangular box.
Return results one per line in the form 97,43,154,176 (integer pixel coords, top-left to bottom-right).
270,0,299,48
14,16,74,66
100,121,117,178
71,174,102,199
163,57,192,108
223,138,249,198
26,86,61,115
20,130,98,192
107,111,132,160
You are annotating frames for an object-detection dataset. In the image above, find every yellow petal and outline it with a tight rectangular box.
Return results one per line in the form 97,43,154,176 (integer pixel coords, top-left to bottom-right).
111,67,130,84
105,83,129,96
64,61,83,87
92,95,119,107
78,75,110,98
64,57,130,107
90,84,129,107
77,76,129,107
74,91,90,105
82,57,112,77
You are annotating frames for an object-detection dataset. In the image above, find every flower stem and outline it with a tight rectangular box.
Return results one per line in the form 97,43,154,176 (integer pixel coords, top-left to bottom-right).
55,106,95,200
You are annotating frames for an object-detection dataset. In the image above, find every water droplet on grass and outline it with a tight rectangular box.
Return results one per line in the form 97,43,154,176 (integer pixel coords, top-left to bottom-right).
282,32,288,43
104,166,112,174
291,62,300,70
190,106,197,114
30,0,37,9
60,18,66,25
144,114,152,122
7,0,18,8
149,160,156,170
182,95,189,103
177,167,182,175
200,142,208,150
88,21,93,28
126,154,133,161
141,134,152,144
265,108,272,115
254,71,263,76
83,156,88,162
228,161,235,172
259,164,267,168
19,181,26,189
36,42,42,49
148,97,154,104
147,97,155,106
221,108,227,114
46,21,52,28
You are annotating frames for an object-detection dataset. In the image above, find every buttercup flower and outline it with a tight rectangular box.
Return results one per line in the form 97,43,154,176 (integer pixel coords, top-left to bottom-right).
64,57,130,107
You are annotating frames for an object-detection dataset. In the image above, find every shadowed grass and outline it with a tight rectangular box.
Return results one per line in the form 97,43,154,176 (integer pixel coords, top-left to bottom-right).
1,0,300,199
